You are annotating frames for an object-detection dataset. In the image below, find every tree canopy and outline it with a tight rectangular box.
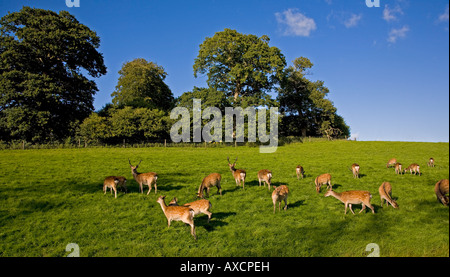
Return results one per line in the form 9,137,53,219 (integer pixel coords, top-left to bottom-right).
0,7,106,142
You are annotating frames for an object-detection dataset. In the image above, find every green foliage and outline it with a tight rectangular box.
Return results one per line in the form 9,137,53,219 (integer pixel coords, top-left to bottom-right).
0,7,106,142
0,141,448,257
193,29,286,106
111,58,174,111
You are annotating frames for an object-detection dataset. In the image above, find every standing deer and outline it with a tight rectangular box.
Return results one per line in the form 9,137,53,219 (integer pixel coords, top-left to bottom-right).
324,189,375,215
227,157,246,190
103,176,127,199
404,163,421,175
427,158,435,167
315,173,332,193
129,159,158,194
434,179,449,206
386,158,397,168
379,182,398,208
350,163,360,179
296,165,305,180
258,169,272,190
169,197,213,223
272,185,289,213
394,163,403,175
156,195,196,240
197,173,222,198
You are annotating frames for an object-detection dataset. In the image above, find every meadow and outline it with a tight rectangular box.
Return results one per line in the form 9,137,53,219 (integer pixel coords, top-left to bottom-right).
0,140,448,257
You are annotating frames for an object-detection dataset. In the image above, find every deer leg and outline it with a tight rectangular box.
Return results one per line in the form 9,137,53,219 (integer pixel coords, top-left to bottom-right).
205,211,212,223
147,184,152,195
154,182,157,194
360,204,366,213
114,187,117,199
259,179,262,187
190,224,197,240
349,204,355,215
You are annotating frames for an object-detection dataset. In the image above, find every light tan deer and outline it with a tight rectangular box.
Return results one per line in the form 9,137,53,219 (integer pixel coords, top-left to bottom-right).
350,163,360,179
103,176,127,198
379,182,398,208
272,185,289,213
324,189,375,215
258,169,272,190
197,173,222,198
227,157,246,190
394,163,403,175
386,158,397,168
434,179,449,206
315,173,332,193
296,165,305,180
404,163,421,175
156,195,196,240
427,158,435,167
169,197,213,223
129,159,158,194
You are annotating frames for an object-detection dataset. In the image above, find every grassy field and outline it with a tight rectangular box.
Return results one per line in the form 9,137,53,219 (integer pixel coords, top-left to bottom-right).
0,141,448,257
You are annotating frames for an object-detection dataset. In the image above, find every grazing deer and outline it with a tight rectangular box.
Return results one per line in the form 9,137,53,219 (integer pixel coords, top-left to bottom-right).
103,176,127,198
350,163,360,179
434,179,449,206
386,158,397,168
272,185,289,214
258,169,272,190
315,173,332,193
394,163,403,175
404,163,421,175
227,157,246,190
379,182,398,208
296,165,305,180
197,173,222,198
324,189,375,215
129,159,158,194
156,195,196,240
427,158,435,167
169,197,212,223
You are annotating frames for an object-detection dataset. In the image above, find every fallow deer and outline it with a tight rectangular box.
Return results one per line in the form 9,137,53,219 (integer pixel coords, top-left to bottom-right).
129,159,158,194
156,195,196,240
324,189,375,215
103,176,127,199
428,158,435,167
227,157,246,190
394,163,403,175
272,185,289,214
258,169,272,190
434,179,449,206
379,182,398,208
386,158,397,168
350,163,360,179
404,163,421,175
296,165,305,180
315,173,332,193
169,197,213,223
197,173,222,198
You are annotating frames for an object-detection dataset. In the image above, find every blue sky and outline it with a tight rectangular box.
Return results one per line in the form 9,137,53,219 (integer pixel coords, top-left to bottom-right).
1,0,449,142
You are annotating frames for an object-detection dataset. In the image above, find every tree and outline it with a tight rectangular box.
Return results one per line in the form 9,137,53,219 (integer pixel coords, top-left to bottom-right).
0,7,106,142
193,29,286,106
111,58,174,111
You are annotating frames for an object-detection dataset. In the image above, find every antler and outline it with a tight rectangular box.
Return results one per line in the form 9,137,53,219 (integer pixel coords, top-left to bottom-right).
138,160,142,166
128,158,132,166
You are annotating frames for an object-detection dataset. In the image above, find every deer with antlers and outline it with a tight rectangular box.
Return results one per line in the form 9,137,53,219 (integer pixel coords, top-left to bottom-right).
227,157,246,190
129,159,158,195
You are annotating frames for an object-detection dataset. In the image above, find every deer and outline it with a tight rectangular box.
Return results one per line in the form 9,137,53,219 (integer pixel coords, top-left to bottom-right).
197,173,222,198
404,163,421,175
386,158,397,168
227,157,246,190
350,163,360,179
272,185,289,214
129,159,158,194
169,197,213,223
258,169,272,190
434,179,449,206
324,189,375,215
296,165,305,180
315,173,332,193
156,195,196,240
394,163,403,175
103,176,127,199
379,182,398,208
427,158,435,167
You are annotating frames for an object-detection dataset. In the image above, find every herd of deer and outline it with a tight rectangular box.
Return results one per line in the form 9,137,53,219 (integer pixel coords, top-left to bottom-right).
102,157,449,240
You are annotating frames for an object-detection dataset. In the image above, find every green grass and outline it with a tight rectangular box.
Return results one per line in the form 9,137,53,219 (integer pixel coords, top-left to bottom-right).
0,141,448,257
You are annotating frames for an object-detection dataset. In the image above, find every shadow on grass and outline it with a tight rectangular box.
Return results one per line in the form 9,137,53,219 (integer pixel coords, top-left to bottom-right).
199,212,236,232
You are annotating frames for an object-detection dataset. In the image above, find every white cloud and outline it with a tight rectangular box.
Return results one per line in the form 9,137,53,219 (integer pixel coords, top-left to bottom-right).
275,9,317,37
344,13,363,28
388,25,410,43
383,4,403,22
438,5,449,22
